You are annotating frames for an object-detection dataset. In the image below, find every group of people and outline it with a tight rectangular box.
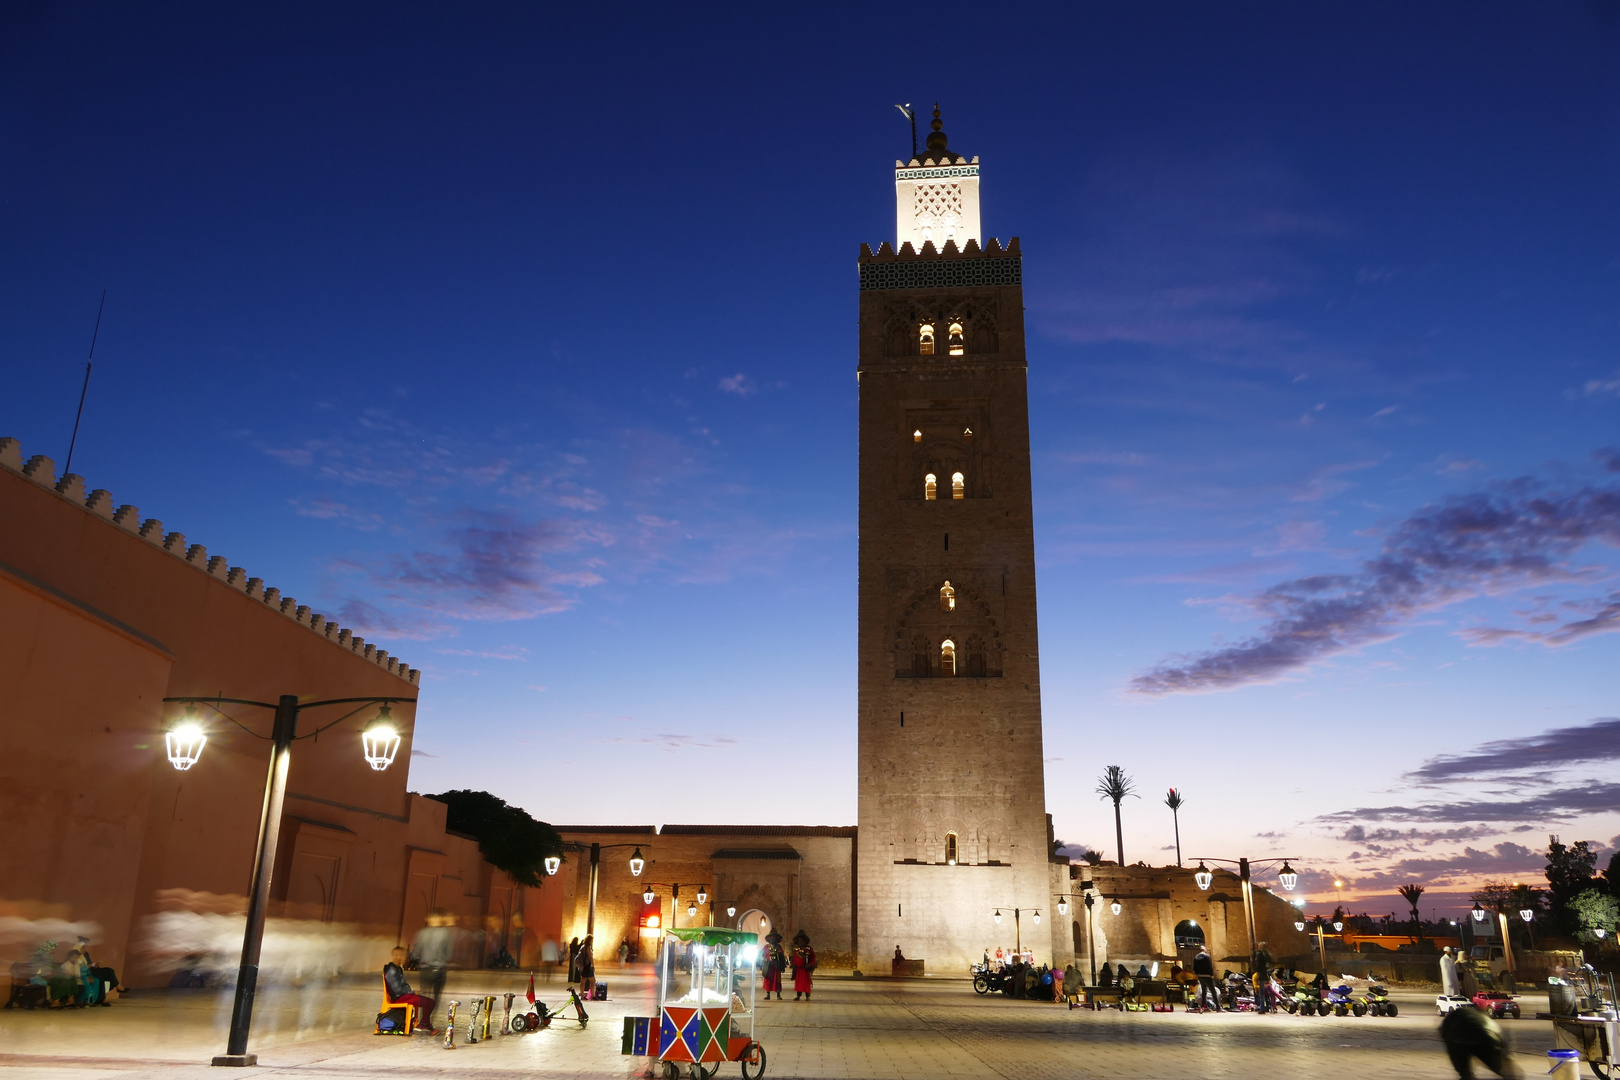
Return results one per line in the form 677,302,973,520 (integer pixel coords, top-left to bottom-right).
15,938,122,1009
759,930,816,1001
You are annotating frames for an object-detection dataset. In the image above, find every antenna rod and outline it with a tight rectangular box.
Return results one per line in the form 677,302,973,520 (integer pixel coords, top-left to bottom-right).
64,289,106,477
895,103,917,159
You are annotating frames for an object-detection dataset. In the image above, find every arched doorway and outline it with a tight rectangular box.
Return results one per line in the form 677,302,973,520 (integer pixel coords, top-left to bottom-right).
737,908,772,940
1174,919,1206,966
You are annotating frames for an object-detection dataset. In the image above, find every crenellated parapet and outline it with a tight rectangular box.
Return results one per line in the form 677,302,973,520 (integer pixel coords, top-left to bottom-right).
0,436,418,685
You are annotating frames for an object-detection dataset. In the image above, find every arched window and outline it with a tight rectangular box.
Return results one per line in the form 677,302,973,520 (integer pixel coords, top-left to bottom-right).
940,639,956,676
924,473,937,500
947,322,965,356
963,425,973,440
940,581,955,612
951,472,965,499
945,832,959,866
913,429,923,443
919,324,935,355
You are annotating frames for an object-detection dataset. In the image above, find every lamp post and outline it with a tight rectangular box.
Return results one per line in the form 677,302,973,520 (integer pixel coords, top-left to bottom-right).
162,693,413,1068
989,906,1040,960
544,841,645,941
1521,908,1536,952
640,883,698,931
1190,856,1299,972
1082,893,1098,985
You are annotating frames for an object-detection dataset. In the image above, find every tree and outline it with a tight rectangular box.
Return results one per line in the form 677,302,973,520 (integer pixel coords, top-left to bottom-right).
1164,788,1185,868
1095,765,1138,865
1398,883,1426,942
1546,835,1599,935
429,789,563,887
1604,851,1620,899
1570,889,1619,948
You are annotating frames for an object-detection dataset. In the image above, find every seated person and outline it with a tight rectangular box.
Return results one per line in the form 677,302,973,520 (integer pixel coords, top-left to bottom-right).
383,947,435,1030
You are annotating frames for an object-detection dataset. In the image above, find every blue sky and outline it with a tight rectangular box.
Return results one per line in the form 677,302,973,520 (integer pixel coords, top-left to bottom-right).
4,2,1617,917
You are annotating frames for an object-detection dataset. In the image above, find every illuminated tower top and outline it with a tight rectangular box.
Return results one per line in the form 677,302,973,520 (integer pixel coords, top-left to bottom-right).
894,105,981,251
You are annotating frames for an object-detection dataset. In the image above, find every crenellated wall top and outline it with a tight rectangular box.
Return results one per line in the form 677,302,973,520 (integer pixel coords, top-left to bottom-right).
0,436,417,685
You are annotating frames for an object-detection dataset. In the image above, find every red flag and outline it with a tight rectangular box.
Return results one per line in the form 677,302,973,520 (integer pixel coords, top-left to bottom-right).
526,972,536,1004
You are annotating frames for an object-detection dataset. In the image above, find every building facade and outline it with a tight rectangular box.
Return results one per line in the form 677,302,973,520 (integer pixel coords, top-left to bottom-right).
0,438,533,988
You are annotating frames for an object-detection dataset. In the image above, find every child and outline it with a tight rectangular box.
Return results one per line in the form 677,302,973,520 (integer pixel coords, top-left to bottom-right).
383,946,436,1031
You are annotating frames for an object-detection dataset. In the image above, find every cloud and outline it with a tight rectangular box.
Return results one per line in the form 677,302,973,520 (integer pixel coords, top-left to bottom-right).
434,645,530,660
1291,459,1381,503
1056,451,1151,466
600,732,740,752
1597,448,1620,474
1317,784,1620,825
1584,372,1620,399
1131,466,1620,694
1339,825,1499,846
1338,843,1544,887
1461,592,1620,647
718,373,754,396
1407,717,1620,783
345,511,606,623
293,498,385,530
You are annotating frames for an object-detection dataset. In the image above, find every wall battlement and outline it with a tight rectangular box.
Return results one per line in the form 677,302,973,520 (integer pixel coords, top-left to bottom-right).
858,236,1019,262
0,436,417,685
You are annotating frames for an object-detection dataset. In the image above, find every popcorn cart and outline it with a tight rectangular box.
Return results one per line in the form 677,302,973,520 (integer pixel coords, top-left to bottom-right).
621,926,766,1079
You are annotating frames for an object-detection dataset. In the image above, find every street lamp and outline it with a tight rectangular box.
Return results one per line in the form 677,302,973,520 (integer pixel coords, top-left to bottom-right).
1472,903,1487,923
1110,900,1122,916
727,904,737,919
1294,920,1306,932
629,848,646,877
544,855,561,876
162,692,415,1067
1189,856,1301,973
696,886,709,905
1057,896,1069,916
644,886,656,904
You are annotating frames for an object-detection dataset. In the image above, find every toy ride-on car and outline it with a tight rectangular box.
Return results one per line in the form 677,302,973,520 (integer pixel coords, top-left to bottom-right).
1360,984,1398,1016
1437,994,1473,1015
1471,990,1521,1019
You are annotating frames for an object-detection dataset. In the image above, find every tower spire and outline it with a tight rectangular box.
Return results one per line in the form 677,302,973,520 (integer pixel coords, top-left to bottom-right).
926,103,948,155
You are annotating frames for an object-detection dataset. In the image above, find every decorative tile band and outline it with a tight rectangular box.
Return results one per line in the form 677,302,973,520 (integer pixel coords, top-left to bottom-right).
859,256,1022,291
895,165,979,180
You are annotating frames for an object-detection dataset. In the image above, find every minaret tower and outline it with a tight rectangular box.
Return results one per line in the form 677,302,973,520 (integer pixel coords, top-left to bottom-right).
855,107,1055,971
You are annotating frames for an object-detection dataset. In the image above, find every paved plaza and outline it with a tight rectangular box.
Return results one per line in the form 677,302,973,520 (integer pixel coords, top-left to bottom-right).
0,970,1561,1080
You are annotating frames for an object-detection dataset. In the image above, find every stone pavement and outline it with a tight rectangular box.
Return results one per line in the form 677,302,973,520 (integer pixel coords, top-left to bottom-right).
0,969,1565,1080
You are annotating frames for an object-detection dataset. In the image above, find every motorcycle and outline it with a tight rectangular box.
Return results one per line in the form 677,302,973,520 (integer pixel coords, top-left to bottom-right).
971,964,1010,996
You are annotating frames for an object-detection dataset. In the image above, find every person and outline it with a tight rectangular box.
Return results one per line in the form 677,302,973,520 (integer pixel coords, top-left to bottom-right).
790,930,816,1001
761,932,787,1000
541,937,559,983
412,910,454,1029
618,939,631,966
894,945,905,961
1441,945,1461,996
566,936,582,985
1098,963,1114,987
1064,961,1084,1008
1050,964,1063,1004
1117,965,1136,1007
1254,942,1273,1013
383,947,436,1031
1192,943,1219,1012
1440,1003,1521,1079
578,936,596,994
77,938,118,1006
994,945,1005,969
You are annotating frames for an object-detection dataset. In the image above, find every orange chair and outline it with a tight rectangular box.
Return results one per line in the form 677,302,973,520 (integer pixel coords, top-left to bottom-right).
376,979,417,1036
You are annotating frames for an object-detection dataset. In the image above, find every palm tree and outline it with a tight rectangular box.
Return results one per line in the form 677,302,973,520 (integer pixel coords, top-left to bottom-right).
1398,883,1426,943
1095,765,1138,866
1164,788,1185,867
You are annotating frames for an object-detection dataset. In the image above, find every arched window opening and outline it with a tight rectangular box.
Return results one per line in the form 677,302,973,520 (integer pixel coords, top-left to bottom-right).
947,322,965,356
913,429,923,443
919,324,935,355
940,581,955,612
924,473,937,500
963,426,973,440
966,635,987,677
951,472,965,499
1174,920,1206,949
945,832,959,866
911,634,931,677
940,639,956,676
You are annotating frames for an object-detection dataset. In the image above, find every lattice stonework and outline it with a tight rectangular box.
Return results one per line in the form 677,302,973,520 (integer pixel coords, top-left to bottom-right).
859,256,1022,291
913,182,963,235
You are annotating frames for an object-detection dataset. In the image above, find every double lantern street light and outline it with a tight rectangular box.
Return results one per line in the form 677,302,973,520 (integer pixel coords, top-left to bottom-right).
1191,857,1299,973
640,882,722,928
161,693,414,1068
542,843,647,941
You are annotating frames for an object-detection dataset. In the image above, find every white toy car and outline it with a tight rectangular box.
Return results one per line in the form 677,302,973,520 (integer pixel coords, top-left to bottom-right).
1437,994,1473,1015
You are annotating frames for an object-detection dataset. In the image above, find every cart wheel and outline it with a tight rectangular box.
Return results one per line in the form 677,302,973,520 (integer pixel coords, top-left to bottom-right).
741,1042,768,1080
1590,1063,1609,1080
691,1064,717,1080
973,975,990,995
660,1062,679,1080
1352,1003,1367,1017
1384,1002,1398,1017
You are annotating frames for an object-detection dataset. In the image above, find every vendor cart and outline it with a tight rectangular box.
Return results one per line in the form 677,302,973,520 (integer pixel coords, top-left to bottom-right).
1538,967,1620,1079
621,926,767,1080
